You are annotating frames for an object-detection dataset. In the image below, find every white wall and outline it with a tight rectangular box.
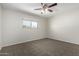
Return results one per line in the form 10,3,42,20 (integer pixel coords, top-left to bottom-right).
2,8,47,47
48,8,79,45
0,5,2,49
2,4,79,47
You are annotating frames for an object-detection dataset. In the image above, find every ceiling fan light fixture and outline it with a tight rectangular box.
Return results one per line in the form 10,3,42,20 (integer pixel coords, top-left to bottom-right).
34,3,57,14
45,8,48,13
41,9,44,14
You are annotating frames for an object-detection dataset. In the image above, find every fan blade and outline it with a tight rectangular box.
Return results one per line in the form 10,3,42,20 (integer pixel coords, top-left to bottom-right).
48,9,53,12
41,3,43,5
41,3,44,7
48,3,57,8
34,8,42,10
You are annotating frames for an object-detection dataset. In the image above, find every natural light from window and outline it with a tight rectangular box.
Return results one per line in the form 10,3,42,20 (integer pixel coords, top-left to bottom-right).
32,22,37,28
23,20,38,28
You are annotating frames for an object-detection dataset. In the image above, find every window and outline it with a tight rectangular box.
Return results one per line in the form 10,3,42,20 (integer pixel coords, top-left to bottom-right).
23,20,31,28
32,22,37,28
23,20,38,28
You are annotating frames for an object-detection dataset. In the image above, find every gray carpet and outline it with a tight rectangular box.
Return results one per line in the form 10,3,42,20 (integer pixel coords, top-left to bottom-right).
0,38,79,56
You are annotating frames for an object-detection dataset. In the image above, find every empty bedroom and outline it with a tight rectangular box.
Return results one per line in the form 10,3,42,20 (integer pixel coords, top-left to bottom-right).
0,3,79,56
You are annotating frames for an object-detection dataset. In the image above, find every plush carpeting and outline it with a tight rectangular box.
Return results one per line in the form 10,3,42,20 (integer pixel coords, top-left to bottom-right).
0,38,79,56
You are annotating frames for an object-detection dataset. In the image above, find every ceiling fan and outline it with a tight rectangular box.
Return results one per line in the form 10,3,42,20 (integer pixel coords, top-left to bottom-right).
34,3,57,14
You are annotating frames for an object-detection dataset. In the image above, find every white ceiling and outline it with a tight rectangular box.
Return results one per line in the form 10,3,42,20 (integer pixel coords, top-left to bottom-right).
1,3,79,18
